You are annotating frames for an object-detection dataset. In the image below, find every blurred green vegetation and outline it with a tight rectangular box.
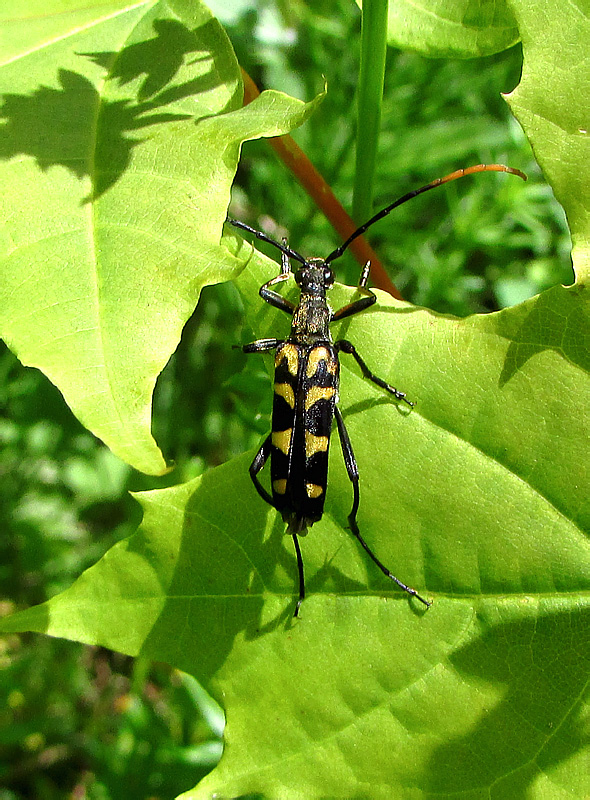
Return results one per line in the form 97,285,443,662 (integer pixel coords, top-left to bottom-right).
0,1,572,797
228,0,571,307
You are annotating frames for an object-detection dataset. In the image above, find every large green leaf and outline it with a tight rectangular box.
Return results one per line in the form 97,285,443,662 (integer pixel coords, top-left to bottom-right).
0,1,138,62
2,1,590,798
506,0,590,282
360,0,520,58
0,0,321,473
2,240,589,797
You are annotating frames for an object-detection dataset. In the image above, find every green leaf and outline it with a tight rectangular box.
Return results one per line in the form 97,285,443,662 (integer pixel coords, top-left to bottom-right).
0,1,139,62
3,242,589,797
2,2,589,798
0,0,322,474
365,0,520,58
505,0,590,283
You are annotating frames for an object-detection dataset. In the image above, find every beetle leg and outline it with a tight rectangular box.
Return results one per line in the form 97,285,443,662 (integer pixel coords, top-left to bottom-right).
333,407,430,607
241,338,283,354
260,272,296,315
292,534,305,617
335,340,414,407
331,262,376,322
249,435,275,508
250,438,306,618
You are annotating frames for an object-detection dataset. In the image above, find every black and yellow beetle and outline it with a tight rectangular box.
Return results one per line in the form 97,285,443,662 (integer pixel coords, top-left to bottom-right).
230,164,526,616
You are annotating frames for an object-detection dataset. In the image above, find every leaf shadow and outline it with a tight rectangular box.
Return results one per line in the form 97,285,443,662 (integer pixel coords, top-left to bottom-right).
495,284,590,385
134,455,311,677
135,449,423,680
425,604,590,795
0,17,241,199
341,393,415,420
82,18,209,102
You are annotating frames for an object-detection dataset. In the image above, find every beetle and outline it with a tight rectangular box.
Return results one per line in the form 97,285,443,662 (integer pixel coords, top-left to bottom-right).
229,164,526,616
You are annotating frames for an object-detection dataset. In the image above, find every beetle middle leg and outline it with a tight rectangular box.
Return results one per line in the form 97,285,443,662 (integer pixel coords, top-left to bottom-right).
333,406,430,607
335,340,414,407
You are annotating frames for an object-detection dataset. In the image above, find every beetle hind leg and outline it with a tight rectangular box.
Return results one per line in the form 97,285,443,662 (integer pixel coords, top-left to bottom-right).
249,435,275,508
334,407,431,607
292,534,305,617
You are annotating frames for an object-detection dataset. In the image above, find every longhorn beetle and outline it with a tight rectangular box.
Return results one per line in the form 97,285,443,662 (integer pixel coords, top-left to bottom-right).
230,164,526,616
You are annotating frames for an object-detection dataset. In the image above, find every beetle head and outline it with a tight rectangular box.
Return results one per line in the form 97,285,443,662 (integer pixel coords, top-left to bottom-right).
294,259,334,295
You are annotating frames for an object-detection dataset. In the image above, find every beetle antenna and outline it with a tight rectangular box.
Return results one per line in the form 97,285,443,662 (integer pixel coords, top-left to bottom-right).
323,164,527,266
228,218,307,266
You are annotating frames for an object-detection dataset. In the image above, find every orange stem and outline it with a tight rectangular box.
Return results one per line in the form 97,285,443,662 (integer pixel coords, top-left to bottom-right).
239,70,527,300
240,69,402,299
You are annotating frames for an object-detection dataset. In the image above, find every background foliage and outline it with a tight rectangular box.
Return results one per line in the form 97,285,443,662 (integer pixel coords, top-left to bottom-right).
1,0,588,799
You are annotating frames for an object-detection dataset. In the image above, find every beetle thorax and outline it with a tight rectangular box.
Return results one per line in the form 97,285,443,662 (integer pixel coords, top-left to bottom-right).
291,293,332,342
289,259,334,342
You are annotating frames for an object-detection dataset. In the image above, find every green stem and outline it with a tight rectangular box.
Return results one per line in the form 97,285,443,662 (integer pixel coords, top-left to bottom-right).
353,0,389,226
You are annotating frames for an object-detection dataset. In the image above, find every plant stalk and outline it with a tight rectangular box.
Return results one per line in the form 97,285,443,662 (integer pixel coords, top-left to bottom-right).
353,0,389,226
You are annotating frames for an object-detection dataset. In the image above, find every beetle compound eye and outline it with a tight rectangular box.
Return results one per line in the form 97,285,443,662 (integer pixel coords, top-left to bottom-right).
295,267,311,287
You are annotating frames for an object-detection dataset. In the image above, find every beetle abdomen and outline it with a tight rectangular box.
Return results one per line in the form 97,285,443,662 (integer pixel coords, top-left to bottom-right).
270,341,339,531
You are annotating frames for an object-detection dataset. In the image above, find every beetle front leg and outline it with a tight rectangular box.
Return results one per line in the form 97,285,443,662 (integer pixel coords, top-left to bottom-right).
259,272,296,316
331,261,377,322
